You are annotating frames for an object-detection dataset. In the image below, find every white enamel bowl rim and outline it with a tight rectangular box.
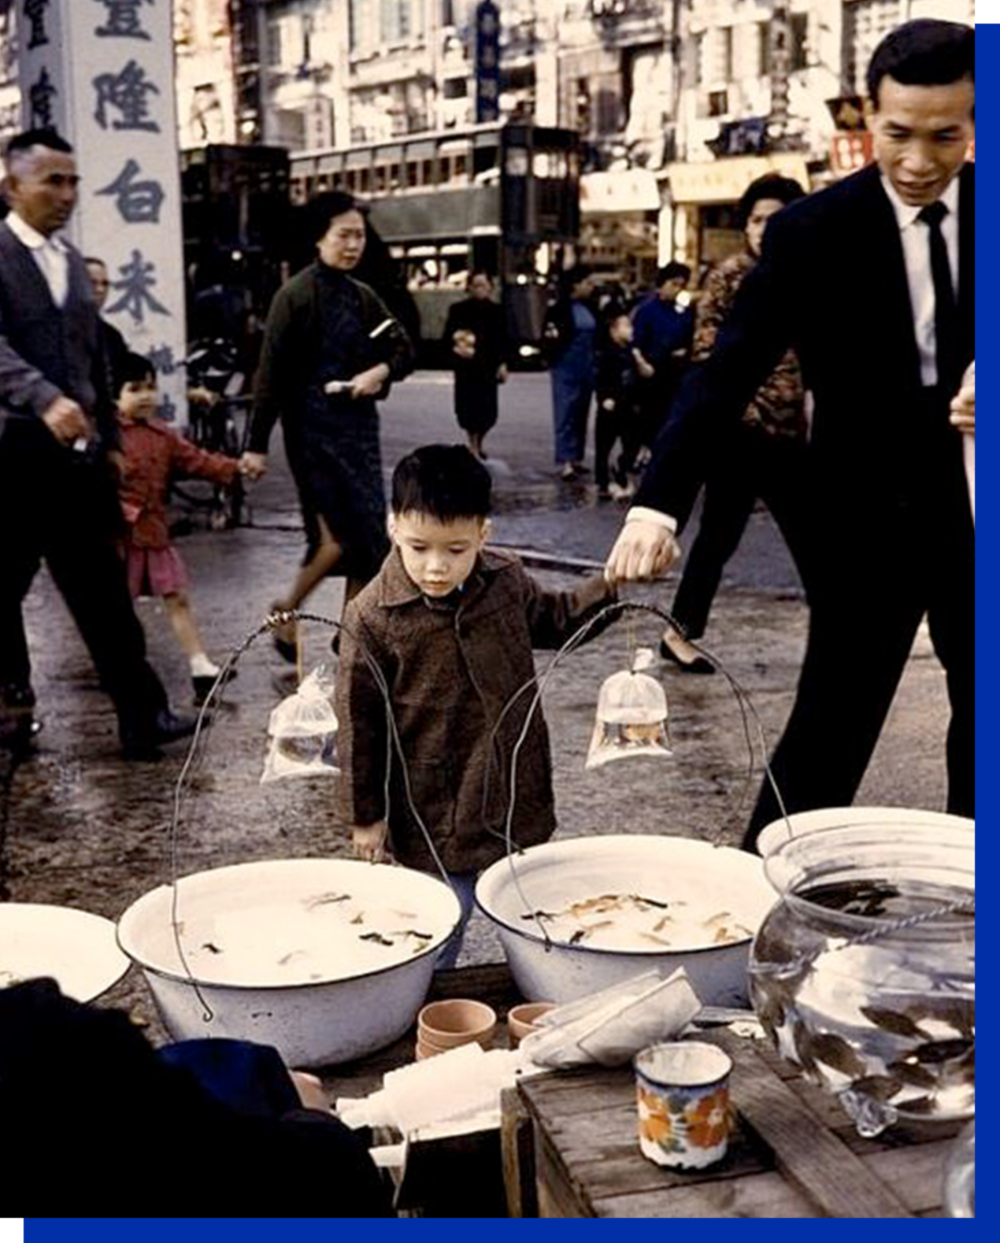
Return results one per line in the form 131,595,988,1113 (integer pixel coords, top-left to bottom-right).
475,835,772,955
117,857,462,991
0,902,131,1002
756,807,975,858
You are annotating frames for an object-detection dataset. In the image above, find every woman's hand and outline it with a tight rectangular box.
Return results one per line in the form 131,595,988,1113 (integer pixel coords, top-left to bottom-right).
950,363,975,437
349,364,391,399
239,451,268,481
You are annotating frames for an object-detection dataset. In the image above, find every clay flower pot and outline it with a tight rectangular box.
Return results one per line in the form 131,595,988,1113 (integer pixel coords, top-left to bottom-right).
417,998,497,1051
507,1001,556,1048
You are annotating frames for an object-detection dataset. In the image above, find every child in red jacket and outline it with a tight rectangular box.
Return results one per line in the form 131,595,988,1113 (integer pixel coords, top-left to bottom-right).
116,353,249,704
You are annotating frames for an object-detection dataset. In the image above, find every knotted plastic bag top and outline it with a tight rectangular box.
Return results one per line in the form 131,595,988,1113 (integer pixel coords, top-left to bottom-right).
586,648,671,769
261,666,339,783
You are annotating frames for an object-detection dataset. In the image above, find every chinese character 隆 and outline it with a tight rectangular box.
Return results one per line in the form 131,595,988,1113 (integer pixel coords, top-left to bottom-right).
93,60,160,132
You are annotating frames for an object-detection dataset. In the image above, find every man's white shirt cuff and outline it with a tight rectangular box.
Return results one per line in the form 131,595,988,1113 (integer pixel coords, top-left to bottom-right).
626,506,678,534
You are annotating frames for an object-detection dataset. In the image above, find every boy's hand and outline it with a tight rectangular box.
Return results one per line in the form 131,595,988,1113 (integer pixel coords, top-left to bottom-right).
950,363,974,436
353,820,390,863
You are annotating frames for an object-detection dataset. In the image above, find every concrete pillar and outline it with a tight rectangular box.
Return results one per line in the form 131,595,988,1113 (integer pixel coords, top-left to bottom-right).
18,0,188,425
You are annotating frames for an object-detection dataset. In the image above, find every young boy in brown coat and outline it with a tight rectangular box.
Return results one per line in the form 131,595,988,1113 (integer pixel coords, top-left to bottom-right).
336,444,615,966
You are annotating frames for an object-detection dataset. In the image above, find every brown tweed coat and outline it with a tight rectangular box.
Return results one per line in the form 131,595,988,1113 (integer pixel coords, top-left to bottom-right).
336,547,615,873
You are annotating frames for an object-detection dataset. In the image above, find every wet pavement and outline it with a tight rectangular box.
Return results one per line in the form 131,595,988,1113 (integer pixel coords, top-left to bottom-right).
1,371,951,1038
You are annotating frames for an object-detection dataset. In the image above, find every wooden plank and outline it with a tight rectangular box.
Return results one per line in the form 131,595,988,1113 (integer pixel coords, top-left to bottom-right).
717,1032,913,1218
866,1142,954,1216
500,1086,538,1218
535,1126,597,1218
595,1170,818,1219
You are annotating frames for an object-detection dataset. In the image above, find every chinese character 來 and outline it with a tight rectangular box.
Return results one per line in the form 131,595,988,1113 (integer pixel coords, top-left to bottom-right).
96,159,165,224
105,249,170,324
93,60,160,132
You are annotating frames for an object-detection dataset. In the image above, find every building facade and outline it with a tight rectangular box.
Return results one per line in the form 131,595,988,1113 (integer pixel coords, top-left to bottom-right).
0,1,975,276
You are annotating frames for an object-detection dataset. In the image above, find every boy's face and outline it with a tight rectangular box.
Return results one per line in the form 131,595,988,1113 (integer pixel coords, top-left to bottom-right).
118,375,159,420
389,511,490,598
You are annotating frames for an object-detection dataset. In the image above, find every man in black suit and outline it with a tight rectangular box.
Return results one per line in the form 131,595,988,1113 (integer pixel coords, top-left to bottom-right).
0,129,194,758
606,20,975,848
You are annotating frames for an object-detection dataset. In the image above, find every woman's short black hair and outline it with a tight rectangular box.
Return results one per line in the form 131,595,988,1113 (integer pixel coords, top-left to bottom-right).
656,261,691,286
392,444,492,521
737,173,806,229
306,190,364,244
118,352,156,390
867,19,974,109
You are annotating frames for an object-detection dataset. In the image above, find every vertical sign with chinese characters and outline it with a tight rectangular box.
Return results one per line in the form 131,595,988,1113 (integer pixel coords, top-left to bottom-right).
474,1,500,125
18,0,187,424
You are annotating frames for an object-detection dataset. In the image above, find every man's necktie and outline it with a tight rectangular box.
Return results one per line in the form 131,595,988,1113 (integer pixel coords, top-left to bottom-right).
917,201,957,390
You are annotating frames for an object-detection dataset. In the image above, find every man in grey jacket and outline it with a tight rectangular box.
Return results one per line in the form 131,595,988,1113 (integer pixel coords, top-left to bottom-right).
0,128,194,758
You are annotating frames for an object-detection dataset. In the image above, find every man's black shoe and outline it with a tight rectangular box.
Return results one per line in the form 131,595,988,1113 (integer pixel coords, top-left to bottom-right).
121,709,198,761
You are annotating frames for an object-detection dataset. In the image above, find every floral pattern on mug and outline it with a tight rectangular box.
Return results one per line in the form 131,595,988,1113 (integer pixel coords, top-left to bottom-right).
684,1087,731,1149
637,1085,677,1149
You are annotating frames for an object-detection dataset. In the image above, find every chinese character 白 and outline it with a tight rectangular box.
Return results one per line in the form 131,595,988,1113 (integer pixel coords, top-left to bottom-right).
92,0,153,41
29,67,57,129
24,0,51,51
93,60,160,132
96,159,165,224
105,249,170,324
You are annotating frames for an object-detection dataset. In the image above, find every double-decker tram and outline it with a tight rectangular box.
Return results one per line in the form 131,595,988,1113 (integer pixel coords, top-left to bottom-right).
289,121,581,364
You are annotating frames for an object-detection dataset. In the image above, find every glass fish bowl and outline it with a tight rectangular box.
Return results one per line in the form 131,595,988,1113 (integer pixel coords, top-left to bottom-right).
748,821,974,1137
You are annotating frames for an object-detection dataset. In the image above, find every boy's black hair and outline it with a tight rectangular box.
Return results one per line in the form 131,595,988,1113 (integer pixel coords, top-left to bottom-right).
4,128,73,161
736,173,805,228
867,19,974,108
656,261,691,286
392,444,492,521
118,352,156,389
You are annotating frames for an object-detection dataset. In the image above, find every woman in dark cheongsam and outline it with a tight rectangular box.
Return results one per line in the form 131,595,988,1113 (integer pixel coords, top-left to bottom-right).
442,270,509,460
246,192,415,658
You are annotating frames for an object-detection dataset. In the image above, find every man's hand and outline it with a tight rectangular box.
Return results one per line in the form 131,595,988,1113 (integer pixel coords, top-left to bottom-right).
950,364,975,437
349,363,390,399
606,519,682,583
353,820,390,863
105,449,127,480
289,1070,330,1113
41,396,88,446
239,451,268,481
497,364,508,385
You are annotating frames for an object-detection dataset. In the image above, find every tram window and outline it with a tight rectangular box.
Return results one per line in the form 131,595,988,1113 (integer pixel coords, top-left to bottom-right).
406,160,419,188
389,163,401,190
454,153,468,181
421,158,434,186
373,165,387,193
360,167,371,194
473,145,499,176
439,156,451,184
318,174,332,190
506,147,529,177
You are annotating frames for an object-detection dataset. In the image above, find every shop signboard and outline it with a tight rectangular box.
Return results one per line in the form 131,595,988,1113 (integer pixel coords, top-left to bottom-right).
18,0,187,424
